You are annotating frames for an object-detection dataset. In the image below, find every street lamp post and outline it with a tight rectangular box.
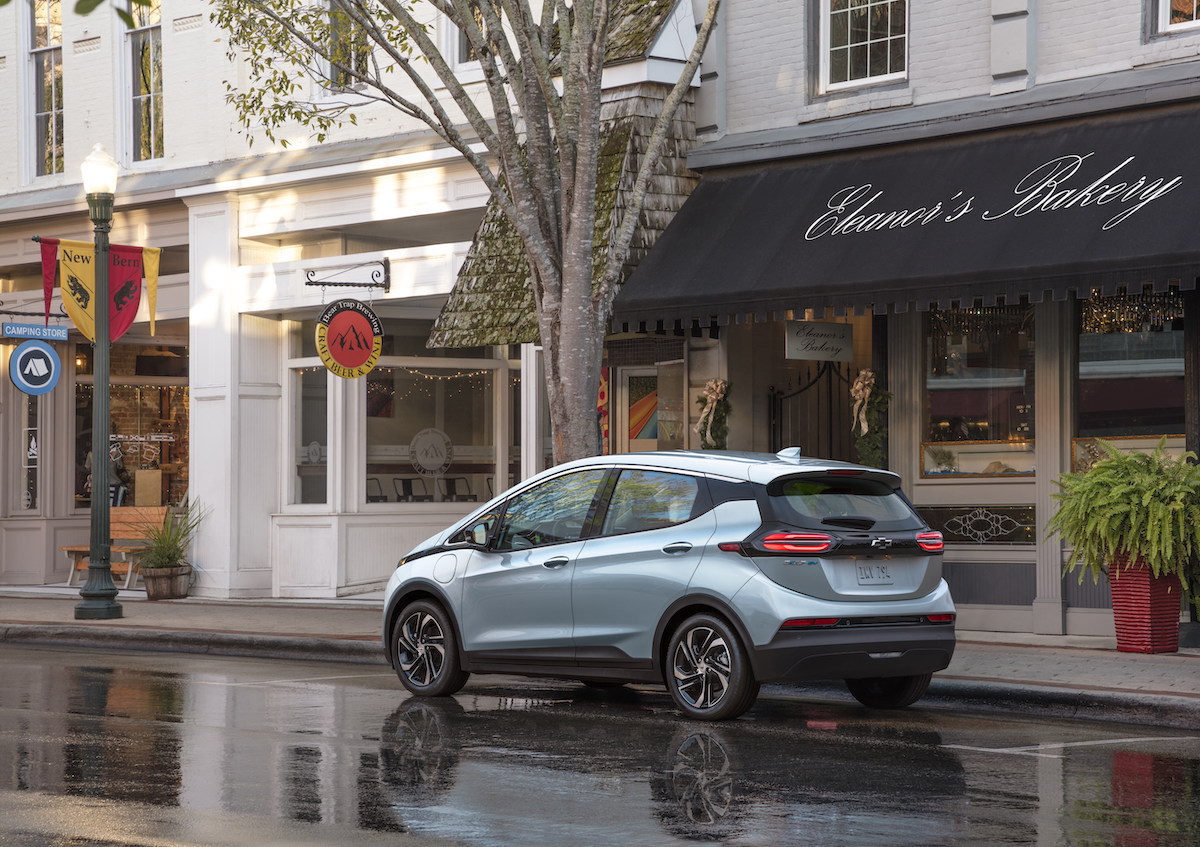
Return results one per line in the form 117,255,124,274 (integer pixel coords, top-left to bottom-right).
75,144,122,620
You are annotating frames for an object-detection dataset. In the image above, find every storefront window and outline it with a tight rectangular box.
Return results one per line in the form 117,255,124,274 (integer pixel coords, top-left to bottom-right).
1073,292,1185,470
365,318,509,504
923,306,1035,476
74,342,189,508
294,367,329,504
20,395,40,511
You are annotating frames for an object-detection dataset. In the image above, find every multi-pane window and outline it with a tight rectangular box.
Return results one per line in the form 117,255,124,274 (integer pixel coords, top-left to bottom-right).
822,0,907,90
456,5,486,64
30,0,64,176
922,306,1036,477
129,0,163,161
1164,1,1200,30
1077,294,1184,438
329,0,371,89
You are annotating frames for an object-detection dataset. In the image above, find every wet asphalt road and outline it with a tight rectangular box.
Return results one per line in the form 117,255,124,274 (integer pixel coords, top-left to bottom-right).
1,644,1198,847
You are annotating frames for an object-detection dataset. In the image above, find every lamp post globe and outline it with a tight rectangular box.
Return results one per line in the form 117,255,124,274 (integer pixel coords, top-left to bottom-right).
75,144,123,620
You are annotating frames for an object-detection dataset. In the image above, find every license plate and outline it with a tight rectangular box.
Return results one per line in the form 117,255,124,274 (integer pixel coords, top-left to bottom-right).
855,563,894,585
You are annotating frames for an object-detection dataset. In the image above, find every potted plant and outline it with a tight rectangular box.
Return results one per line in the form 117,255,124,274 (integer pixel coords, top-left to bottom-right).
138,500,207,601
1047,438,1199,653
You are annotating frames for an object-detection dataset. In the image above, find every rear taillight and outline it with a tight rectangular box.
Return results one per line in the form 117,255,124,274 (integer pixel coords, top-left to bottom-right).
927,613,956,624
717,542,744,553
781,617,841,628
759,531,835,553
916,531,944,552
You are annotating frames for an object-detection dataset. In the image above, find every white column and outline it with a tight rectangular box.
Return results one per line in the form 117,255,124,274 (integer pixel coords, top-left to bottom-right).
520,344,544,481
185,193,282,598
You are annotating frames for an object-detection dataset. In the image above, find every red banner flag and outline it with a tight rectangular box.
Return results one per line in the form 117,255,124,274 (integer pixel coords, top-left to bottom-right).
39,237,59,326
109,244,144,342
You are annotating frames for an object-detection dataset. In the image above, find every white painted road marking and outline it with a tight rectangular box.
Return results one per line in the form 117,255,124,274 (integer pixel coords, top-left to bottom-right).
943,736,1200,759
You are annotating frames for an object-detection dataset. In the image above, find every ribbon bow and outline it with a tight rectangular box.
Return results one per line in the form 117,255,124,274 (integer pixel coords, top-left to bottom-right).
850,369,875,436
694,378,728,444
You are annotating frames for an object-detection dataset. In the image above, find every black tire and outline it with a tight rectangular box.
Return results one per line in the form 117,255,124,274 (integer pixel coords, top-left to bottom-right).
844,672,933,709
665,614,760,721
392,600,470,697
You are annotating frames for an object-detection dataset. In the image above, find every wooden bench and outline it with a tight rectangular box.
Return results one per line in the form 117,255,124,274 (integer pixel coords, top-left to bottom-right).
62,506,169,589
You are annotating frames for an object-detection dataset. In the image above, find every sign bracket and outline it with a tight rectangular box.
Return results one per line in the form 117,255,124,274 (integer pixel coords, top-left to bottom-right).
304,259,390,293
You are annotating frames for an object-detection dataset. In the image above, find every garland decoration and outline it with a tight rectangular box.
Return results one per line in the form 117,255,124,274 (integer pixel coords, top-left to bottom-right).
695,379,730,449
850,369,890,468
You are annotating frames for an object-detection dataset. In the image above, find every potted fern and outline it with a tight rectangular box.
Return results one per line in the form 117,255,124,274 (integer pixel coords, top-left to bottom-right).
1047,438,1198,653
138,500,208,601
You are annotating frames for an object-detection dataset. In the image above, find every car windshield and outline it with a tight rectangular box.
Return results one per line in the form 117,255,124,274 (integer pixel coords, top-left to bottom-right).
770,475,921,531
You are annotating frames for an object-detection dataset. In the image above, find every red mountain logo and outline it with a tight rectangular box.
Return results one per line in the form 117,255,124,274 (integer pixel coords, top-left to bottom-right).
331,321,372,352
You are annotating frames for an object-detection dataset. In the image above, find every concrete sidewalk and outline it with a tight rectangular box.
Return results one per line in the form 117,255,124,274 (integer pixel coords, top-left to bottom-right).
2,586,1198,729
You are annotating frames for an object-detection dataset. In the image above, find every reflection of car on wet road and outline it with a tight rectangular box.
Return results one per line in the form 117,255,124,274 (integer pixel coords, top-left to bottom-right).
383,449,956,720
377,693,970,844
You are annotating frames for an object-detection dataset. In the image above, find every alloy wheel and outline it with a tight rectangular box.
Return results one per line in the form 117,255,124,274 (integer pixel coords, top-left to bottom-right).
396,609,447,688
672,625,732,710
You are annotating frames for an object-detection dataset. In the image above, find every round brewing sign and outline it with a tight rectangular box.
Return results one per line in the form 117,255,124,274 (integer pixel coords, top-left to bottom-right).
409,428,453,477
315,299,384,379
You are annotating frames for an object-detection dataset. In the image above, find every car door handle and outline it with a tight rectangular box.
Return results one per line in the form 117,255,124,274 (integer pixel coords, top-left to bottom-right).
541,556,570,569
662,542,693,555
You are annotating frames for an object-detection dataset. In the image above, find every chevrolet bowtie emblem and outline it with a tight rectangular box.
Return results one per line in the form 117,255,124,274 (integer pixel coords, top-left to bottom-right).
870,537,893,549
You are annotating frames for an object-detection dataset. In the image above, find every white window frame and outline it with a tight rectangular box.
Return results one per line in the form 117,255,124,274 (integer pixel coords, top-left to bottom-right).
28,0,65,177
439,12,485,83
1160,1,1200,33
819,0,908,94
127,0,164,163
323,0,372,93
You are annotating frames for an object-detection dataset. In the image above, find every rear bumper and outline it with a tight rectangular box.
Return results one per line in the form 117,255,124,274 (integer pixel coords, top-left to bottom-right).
750,624,956,683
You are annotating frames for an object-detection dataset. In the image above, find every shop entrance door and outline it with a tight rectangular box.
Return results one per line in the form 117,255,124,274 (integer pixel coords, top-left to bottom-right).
614,364,686,454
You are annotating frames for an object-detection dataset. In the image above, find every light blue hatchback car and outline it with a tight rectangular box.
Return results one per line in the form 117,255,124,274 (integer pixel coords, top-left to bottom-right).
383,449,956,720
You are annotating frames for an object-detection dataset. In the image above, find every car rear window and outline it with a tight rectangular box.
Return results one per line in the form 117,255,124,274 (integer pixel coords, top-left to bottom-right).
600,469,701,535
768,475,922,531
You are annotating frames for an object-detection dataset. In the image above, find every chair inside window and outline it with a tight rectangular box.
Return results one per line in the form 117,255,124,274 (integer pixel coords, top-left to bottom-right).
440,477,476,502
366,477,388,502
394,477,433,502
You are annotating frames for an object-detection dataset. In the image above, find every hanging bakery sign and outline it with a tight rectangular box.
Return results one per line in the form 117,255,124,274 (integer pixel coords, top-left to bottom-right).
315,299,383,379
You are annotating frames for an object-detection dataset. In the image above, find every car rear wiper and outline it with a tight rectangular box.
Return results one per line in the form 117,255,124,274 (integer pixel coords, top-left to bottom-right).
821,516,877,530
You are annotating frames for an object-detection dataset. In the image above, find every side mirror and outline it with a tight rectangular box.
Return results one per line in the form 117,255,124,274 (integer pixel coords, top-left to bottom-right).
449,521,490,547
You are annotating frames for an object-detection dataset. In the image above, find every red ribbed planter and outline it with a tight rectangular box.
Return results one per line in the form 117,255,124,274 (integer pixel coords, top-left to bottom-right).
1110,558,1183,654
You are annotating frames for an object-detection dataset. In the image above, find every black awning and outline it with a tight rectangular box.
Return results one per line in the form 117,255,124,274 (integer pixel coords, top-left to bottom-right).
614,104,1200,330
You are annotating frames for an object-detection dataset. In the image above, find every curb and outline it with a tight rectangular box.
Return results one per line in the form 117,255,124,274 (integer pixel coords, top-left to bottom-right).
924,679,1200,731
767,678,1200,731
0,624,388,666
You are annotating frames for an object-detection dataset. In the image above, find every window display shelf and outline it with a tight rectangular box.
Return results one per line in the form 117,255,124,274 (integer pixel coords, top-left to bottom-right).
921,440,1035,478
1071,434,1185,472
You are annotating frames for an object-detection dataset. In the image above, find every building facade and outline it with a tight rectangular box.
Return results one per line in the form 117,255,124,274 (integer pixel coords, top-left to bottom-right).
615,0,1200,636
0,0,706,597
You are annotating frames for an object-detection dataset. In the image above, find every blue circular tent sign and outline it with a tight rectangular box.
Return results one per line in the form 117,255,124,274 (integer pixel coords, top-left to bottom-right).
10,340,61,395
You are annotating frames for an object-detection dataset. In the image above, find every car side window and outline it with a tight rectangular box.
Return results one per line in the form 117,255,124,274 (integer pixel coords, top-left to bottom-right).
494,469,608,551
600,470,700,536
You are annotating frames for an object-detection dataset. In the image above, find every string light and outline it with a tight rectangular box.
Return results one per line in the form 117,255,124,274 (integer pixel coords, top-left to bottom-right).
1080,290,1184,334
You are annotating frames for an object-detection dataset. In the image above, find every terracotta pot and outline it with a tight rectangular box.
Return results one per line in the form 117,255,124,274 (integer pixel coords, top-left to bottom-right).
142,564,192,601
1110,558,1182,654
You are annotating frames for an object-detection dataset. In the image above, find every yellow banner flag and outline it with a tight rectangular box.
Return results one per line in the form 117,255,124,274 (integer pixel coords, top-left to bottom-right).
143,246,160,336
59,240,98,342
